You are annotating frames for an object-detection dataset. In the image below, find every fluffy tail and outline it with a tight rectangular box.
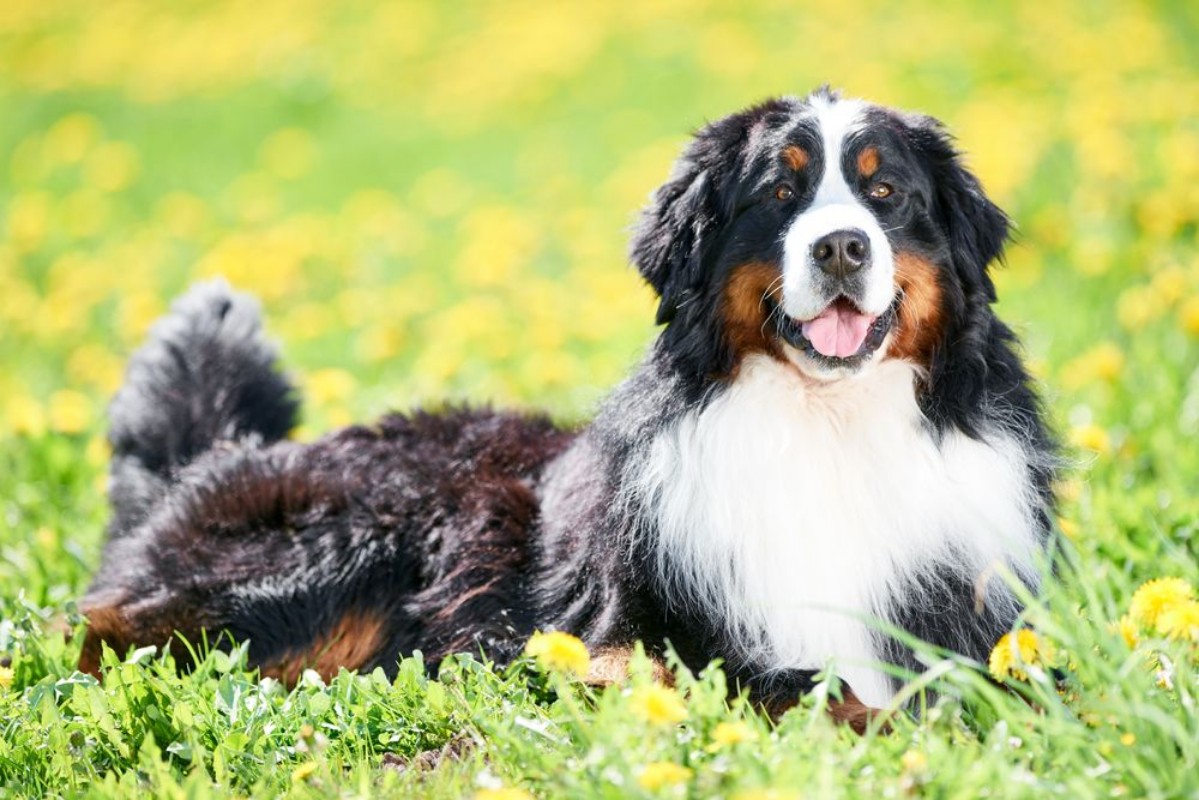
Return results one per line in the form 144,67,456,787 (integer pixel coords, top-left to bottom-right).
107,279,298,535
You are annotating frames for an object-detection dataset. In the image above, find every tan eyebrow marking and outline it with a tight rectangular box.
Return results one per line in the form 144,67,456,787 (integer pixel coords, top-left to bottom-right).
857,145,880,178
782,145,809,171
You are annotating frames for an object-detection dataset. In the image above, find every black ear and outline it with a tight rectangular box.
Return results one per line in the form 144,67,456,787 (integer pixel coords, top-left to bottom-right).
630,100,789,325
629,152,719,325
909,117,1010,302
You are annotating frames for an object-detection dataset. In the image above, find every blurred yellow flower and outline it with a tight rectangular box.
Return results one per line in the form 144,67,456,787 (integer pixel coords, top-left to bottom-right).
901,749,929,774
1116,286,1166,331
289,762,317,783
1128,578,1194,628
629,684,688,726
48,390,94,434
731,791,801,800
6,191,52,251
1180,296,1199,338
524,631,590,678
1155,600,1199,642
43,113,100,164
708,720,754,750
5,394,46,437
1057,517,1080,540
1068,423,1111,455
1116,615,1139,648
1150,266,1189,305
988,629,1056,681
1059,342,1125,390
304,368,357,405
84,141,140,192
637,761,692,791
474,788,533,800
0,666,12,689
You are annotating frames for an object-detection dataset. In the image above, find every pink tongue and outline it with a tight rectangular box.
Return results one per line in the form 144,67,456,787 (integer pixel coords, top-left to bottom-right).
800,304,875,359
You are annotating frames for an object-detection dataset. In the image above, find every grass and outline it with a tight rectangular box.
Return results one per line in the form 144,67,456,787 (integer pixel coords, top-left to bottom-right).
2,0,1199,797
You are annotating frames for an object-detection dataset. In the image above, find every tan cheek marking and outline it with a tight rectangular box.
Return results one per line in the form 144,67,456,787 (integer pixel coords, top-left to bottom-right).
857,146,880,178
721,262,785,372
782,145,809,171
260,610,388,685
889,252,945,365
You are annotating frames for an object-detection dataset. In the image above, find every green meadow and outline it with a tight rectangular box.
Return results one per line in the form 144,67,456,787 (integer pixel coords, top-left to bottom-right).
1,1,1198,797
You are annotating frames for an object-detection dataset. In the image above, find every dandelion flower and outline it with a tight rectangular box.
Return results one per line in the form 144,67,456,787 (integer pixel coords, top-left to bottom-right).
524,631,590,678
708,720,754,750
1116,615,1139,648
637,761,692,791
730,792,801,800
47,390,94,434
629,684,688,725
290,762,317,783
0,666,13,689
901,749,929,774
1068,423,1111,455
474,789,533,800
988,629,1056,681
1128,578,1194,628
1179,296,1199,338
1156,600,1199,642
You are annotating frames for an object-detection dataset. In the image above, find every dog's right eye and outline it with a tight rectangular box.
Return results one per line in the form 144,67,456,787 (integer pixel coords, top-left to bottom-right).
774,184,794,202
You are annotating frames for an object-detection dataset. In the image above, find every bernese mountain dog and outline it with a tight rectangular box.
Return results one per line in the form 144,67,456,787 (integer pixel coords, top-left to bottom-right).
79,87,1058,727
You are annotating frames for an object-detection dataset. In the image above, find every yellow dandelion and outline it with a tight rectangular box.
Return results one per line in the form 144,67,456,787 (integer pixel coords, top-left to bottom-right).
523,631,590,678
0,666,13,689
637,761,692,791
5,394,46,437
304,368,357,405
708,720,754,750
1120,733,1137,746
1116,615,1140,648
1180,296,1199,338
988,629,1056,681
1128,578,1194,628
290,762,317,783
84,141,140,192
1068,423,1111,455
1155,600,1199,642
474,789,534,800
901,749,929,774
48,390,94,434
731,791,801,800
1059,341,1125,390
1058,517,1080,540
629,684,688,726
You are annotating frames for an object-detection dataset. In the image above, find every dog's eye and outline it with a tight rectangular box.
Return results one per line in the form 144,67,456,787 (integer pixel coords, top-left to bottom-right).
774,184,794,201
869,182,894,199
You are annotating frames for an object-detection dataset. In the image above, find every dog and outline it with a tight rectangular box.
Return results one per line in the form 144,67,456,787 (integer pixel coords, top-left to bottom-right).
79,87,1058,728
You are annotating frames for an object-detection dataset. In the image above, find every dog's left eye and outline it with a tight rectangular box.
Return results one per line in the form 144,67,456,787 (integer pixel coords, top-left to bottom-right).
774,184,794,201
869,182,894,199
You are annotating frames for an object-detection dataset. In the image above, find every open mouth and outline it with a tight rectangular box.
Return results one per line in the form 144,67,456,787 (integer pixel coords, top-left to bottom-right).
769,295,897,368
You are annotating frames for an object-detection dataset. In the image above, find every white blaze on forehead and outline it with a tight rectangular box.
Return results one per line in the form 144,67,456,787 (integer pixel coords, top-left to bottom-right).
782,95,895,322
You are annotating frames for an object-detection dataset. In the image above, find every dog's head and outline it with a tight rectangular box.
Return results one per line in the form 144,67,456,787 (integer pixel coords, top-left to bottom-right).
632,87,1008,382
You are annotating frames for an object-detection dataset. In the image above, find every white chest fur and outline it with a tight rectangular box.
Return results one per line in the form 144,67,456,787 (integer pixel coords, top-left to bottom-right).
629,355,1041,707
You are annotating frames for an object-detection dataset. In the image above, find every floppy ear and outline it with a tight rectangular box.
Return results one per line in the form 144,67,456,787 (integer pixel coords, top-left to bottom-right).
629,152,720,325
633,153,714,321
910,117,1010,302
630,101,787,325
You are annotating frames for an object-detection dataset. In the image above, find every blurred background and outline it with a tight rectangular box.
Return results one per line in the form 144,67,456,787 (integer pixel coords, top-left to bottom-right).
1,0,1197,449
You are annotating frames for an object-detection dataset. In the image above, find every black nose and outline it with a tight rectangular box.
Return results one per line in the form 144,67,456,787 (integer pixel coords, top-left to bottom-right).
812,229,870,277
